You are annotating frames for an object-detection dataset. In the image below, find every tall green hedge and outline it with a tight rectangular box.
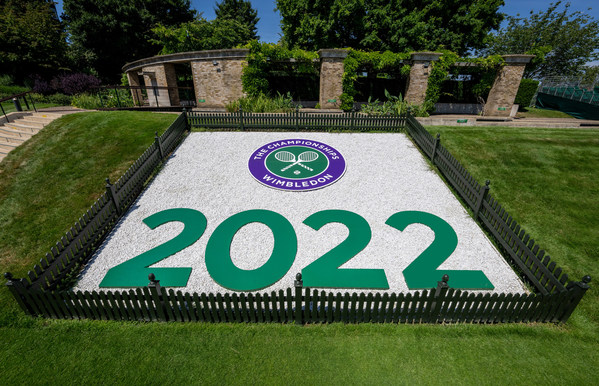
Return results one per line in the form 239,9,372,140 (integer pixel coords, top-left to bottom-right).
515,79,540,109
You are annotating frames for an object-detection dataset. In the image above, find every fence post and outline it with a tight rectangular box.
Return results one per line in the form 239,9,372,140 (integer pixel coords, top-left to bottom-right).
105,178,122,216
154,131,164,160
28,93,37,112
473,180,490,220
431,274,449,323
114,87,121,108
182,108,189,131
239,107,244,131
559,275,591,322
4,272,34,315
350,110,356,131
431,133,441,163
294,273,304,325
182,107,191,131
0,103,8,122
148,273,167,321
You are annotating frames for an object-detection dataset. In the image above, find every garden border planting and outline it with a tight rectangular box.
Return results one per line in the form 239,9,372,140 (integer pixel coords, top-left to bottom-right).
4,110,591,323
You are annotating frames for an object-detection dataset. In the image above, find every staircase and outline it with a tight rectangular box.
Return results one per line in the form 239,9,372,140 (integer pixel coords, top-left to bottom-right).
0,112,65,162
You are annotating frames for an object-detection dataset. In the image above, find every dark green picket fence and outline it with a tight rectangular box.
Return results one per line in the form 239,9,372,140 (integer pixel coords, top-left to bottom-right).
4,110,591,324
187,109,406,132
4,273,590,323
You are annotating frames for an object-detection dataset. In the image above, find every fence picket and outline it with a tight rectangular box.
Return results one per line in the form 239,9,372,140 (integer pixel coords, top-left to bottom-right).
209,293,220,322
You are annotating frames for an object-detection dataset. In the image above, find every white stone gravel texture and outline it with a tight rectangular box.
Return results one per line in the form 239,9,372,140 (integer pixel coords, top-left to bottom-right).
75,132,528,295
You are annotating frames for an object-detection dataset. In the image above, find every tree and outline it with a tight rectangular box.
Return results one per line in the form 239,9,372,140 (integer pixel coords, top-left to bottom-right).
214,0,259,41
481,1,599,79
0,0,68,83
151,17,251,55
276,0,504,54
62,0,195,81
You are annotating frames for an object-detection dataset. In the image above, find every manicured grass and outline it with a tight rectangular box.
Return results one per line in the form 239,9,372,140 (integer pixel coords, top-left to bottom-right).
427,125,599,325
0,111,178,320
1,114,598,383
516,106,574,119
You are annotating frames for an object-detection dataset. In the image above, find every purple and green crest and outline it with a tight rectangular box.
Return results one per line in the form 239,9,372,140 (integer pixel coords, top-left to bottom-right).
248,139,346,191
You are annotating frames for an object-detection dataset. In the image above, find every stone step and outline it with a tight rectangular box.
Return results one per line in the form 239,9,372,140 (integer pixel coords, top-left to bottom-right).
33,112,64,119
0,141,18,152
12,119,45,129
3,122,40,133
0,133,27,145
0,126,34,139
24,115,54,124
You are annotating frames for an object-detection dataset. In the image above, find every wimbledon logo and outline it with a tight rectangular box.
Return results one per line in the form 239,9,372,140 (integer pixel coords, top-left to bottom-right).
248,139,346,191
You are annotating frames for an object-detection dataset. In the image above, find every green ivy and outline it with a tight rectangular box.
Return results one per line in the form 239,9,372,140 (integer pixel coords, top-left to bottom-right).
241,41,319,97
425,50,459,109
341,49,411,111
428,53,505,107
240,43,506,112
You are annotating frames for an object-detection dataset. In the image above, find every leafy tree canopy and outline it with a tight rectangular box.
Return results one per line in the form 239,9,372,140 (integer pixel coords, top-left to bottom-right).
276,0,504,54
0,0,68,83
62,0,195,81
151,17,251,55
480,1,599,79
214,0,260,40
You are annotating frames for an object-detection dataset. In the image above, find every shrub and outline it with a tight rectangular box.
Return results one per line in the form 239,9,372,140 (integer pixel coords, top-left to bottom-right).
30,93,72,105
515,79,540,109
31,75,54,95
32,73,101,96
71,89,134,109
0,75,15,86
71,93,100,109
359,90,430,117
226,92,299,113
0,85,28,99
58,73,101,95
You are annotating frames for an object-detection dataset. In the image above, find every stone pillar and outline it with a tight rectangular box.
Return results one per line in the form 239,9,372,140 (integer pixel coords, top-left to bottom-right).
404,52,442,105
190,49,249,109
483,55,535,117
126,71,144,106
318,49,348,109
141,63,179,107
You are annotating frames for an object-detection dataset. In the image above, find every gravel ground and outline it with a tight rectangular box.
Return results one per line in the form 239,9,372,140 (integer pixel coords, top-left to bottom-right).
75,132,528,294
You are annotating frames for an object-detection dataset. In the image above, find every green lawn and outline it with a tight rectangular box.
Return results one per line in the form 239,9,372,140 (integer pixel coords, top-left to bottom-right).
1,113,598,384
516,106,575,119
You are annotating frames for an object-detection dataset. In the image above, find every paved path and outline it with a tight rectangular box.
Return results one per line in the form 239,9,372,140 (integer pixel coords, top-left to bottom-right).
417,114,599,128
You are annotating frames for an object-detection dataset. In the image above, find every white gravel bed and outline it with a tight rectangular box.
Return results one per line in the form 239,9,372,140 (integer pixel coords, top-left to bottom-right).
75,132,528,295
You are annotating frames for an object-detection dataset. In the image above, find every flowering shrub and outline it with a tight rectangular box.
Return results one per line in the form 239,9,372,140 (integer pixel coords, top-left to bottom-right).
32,73,101,95
59,73,101,95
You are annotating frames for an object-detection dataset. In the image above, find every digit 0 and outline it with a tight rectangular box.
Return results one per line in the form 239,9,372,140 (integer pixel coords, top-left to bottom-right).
205,209,297,291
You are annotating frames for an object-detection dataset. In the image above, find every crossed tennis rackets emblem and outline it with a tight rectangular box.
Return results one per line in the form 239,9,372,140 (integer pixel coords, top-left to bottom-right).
274,150,319,172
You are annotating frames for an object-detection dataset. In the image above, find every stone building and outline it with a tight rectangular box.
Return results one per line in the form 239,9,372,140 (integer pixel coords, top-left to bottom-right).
122,49,533,118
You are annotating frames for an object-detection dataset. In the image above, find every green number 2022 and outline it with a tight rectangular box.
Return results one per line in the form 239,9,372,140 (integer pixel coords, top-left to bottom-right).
100,209,493,291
